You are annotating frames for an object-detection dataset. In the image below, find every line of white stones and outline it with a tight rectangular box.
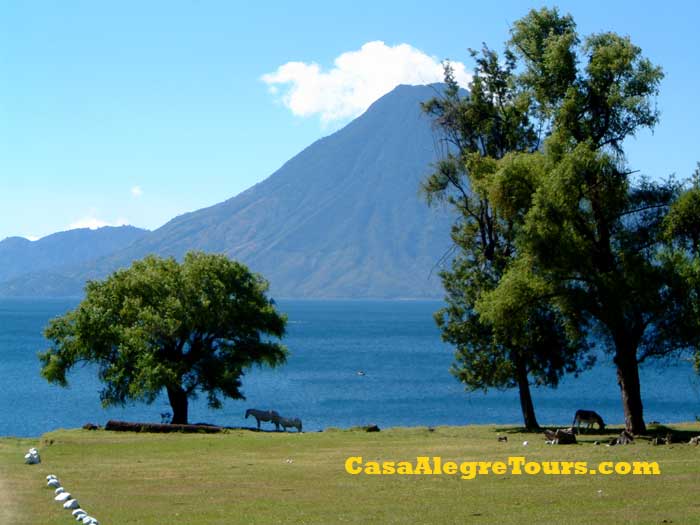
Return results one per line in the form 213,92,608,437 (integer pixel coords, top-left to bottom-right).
25,445,102,523
46,474,100,524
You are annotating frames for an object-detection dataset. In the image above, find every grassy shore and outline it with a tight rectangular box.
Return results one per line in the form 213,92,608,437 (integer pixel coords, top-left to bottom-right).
1,424,699,524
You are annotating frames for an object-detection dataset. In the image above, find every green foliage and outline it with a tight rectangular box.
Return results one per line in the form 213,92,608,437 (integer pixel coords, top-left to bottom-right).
427,7,700,434
40,252,287,423
508,7,578,117
660,164,700,370
474,8,697,433
664,164,700,253
423,27,588,429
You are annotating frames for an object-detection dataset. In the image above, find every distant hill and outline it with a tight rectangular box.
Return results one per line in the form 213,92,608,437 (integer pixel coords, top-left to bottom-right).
0,84,454,298
0,226,148,284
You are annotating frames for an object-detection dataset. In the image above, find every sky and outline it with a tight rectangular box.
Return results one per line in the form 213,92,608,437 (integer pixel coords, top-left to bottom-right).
1,1,699,241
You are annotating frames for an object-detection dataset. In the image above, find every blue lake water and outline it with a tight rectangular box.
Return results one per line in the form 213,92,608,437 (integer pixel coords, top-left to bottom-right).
1,298,699,437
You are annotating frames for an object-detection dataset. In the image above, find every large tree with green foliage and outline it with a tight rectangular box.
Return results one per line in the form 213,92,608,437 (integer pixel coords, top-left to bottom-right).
40,251,287,425
422,40,588,430
470,8,699,434
661,164,700,373
427,7,700,434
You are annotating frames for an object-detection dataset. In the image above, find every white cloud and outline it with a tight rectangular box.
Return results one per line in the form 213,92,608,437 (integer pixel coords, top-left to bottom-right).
25,235,40,241
262,41,471,124
131,185,143,198
67,216,128,231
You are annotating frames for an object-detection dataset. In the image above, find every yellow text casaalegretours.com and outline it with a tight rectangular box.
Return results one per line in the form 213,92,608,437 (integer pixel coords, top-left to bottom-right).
344,456,660,480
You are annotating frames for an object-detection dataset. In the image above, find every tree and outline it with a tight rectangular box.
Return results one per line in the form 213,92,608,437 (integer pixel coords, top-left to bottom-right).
661,163,700,371
426,7,700,434
476,8,698,434
422,42,587,430
40,251,287,425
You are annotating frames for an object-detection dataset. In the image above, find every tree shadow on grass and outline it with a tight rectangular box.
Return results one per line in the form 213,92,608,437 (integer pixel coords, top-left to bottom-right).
493,423,700,442
643,424,700,443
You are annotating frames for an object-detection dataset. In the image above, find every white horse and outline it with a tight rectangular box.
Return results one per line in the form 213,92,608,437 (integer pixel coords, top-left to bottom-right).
278,417,302,433
245,409,280,431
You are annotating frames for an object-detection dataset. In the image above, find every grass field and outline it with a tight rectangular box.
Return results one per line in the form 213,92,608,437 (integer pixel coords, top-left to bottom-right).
1,424,699,524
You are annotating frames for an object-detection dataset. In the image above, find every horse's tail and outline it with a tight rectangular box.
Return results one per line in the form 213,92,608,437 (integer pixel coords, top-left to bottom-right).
245,409,251,419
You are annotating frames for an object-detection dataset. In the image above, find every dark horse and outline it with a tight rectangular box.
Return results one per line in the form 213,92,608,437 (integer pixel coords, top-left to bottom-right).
245,408,280,431
572,409,605,433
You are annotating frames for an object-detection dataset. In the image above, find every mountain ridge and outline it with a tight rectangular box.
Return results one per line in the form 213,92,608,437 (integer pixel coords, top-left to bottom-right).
0,226,149,285
0,84,453,298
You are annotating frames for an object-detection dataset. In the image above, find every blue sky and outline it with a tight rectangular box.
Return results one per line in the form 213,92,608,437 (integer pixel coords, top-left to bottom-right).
1,1,699,240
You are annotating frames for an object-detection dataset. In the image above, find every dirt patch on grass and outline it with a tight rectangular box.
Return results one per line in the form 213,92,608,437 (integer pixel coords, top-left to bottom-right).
0,469,16,523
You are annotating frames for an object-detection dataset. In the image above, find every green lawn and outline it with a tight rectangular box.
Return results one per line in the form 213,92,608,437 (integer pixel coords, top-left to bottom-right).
1,424,699,524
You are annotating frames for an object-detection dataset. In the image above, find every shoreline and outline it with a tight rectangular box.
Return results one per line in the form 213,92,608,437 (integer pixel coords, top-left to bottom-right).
3,420,698,440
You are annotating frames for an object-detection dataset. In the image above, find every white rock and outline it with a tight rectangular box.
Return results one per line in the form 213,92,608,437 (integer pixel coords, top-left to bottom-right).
48,479,61,488
24,452,40,464
72,509,87,518
522,441,529,446
64,499,80,510
55,487,65,495
55,492,72,502
46,474,58,481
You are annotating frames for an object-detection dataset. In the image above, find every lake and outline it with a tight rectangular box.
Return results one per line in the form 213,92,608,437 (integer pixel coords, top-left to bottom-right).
1,298,698,437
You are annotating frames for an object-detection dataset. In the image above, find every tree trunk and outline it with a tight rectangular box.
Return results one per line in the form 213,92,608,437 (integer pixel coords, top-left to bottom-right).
613,339,646,435
515,357,540,431
167,385,189,425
